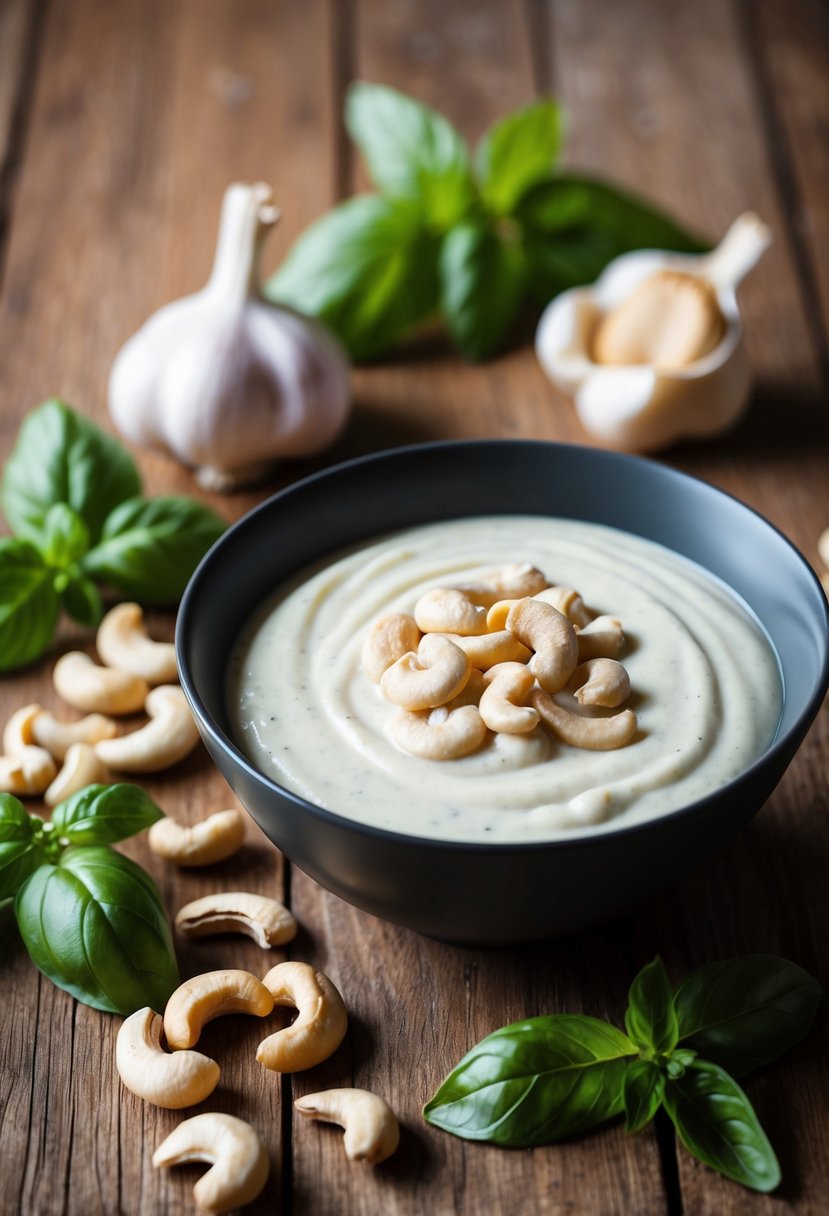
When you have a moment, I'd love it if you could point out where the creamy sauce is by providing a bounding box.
[229,517,781,843]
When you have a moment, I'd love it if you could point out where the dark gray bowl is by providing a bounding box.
[176,440,829,944]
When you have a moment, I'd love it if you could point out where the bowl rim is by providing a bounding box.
[177,437,829,854]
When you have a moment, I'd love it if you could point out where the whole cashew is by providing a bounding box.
[295,1088,400,1164]
[116,1006,220,1109]
[380,633,471,711]
[32,710,117,760]
[95,685,200,772]
[257,962,348,1073]
[445,668,486,710]
[164,970,275,1050]
[460,563,548,608]
[388,704,488,760]
[576,615,625,661]
[148,809,245,867]
[152,1113,269,1215]
[44,742,109,807]
[0,747,57,796]
[507,598,578,693]
[485,599,520,632]
[175,892,297,949]
[442,630,532,670]
[413,588,487,636]
[3,703,42,754]
[53,651,149,715]
[531,688,638,750]
[569,658,631,708]
[479,662,540,735]
[361,613,421,683]
[96,602,177,685]
[533,586,593,628]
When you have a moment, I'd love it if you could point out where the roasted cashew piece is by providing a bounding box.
[295,1089,400,1164]
[3,703,43,753]
[389,704,488,760]
[507,598,579,693]
[176,892,297,949]
[53,651,149,715]
[533,586,593,628]
[0,747,57,796]
[95,685,199,772]
[413,588,487,636]
[148,809,245,866]
[96,602,178,684]
[576,615,626,661]
[164,969,274,1050]
[44,742,109,807]
[460,563,548,608]
[361,613,421,683]
[116,1007,220,1109]
[531,688,638,750]
[569,658,631,708]
[380,633,471,711]
[32,710,117,760]
[257,961,348,1073]
[479,662,540,735]
[443,630,532,670]
[152,1113,269,1215]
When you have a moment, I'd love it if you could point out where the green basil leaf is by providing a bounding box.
[623,1059,665,1134]
[60,571,104,628]
[1,399,141,545]
[625,956,679,1055]
[439,222,526,360]
[0,794,32,841]
[82,496,225,604]
[269,195,440,362]
[52,784,164,845]
[14,846,178,1014]
[41,504,90,568]
[423,1015,637,1146]
[667,1048,697,1079]
[345,82,475,227]
[663,1060,780,1193]
[476,98,563,215]
[0,796,46,900]
[0,539,60,672]
[674,954,822,1077]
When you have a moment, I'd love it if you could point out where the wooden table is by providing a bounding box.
[1,1,828,1212]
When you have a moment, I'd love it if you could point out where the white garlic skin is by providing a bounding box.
[109,183,351,489]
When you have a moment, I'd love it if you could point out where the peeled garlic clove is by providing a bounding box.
[592,270,724,369]
[109,182,351,490]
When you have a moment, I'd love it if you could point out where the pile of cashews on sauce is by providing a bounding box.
[232,516,782,841]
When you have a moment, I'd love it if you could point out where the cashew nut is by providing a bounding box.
[96,601,177,684]
[533,586,593,628]
[569,658,631,708]
[413,588,487,636]
[485,599,520,631]
[95,685,199,772]
[116,1006,220,1109]
[380,633,471,711]
[531,688,638,750]
[507,598,579,693]
[445,668,486,710]
[442,630,532,670]
[44,742,109,807]
[176,892,297,949]
[31,710,117,760]
[460,563,548,608]
[2,703,43,754]
[257,961,348,1073]
[576,615,626,661]
[148,809,245,867]
[152,1113,269,1215]
[389,704,488,760]
[479,662,540,735]
[295,1089,400,1164]
[163,970,275,1050]
[0,747,57,796]
[361,613,421,683]
[53,651,149,715]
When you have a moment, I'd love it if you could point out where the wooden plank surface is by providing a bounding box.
[0,0,827,1213]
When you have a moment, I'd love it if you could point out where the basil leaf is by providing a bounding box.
[345,82,475,227]
[60,571,103,628]
[663,1061,780,1193]
[623,1060,665,1134]
[423,1015,636,1146]
[1,399,141,545]
[439,222,526,360]
[476,99,563,215]
[0,539,60,672]
[0,796,46,900]
[52,784,164,845]
[674,955,822,1077]
[625,956,679,1055]
[269,195,440,362]
[516,175,709,301]
[15,846,178,1015]
[82,495,225,603]
[41,504,90,569]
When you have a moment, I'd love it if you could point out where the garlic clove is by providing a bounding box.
[592,270,725,369]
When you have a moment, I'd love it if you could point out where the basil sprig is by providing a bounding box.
[0,399,226,672]
[424,954,821,1193]
[269,83,706,362]
[1,786,178,1014]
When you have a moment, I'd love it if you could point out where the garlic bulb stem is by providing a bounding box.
[701,213,771,293]
[207,182,279,304]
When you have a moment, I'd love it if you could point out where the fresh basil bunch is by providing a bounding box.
[424,955,821,1193]
[269,83,707,361]
[0,399,226,672]
[0,785,178,1014]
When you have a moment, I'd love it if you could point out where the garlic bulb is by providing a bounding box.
[109,183,351,490]
[535,213,771,453]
